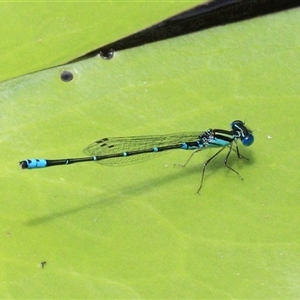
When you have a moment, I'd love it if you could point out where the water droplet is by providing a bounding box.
[60,70,73,82]
[99,48,114,60]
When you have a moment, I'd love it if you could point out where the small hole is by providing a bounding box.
[60,70,73,82]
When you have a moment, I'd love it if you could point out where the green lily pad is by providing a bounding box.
[1,5,300,299]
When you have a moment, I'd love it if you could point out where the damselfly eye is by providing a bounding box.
[241,134,254,146]
[231,120,244,130]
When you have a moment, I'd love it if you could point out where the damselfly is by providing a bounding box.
[20,120,254,193]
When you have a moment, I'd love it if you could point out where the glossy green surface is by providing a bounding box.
[1,5,300,299]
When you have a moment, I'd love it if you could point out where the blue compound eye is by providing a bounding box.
[241,134,254,146]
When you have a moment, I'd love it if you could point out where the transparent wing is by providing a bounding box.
[83,132,204,166]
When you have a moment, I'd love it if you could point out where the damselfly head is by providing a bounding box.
[231,120,254,147]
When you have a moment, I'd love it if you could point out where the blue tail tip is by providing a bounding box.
[19,159,47,169]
